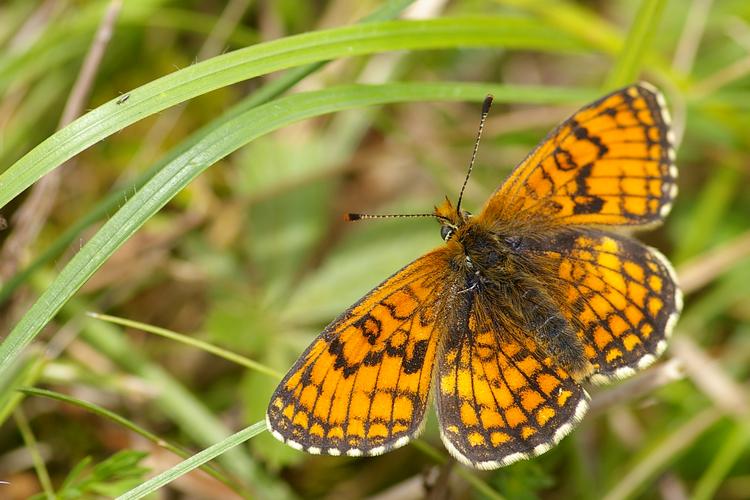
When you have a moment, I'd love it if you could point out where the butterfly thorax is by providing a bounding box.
[435,200,591,378]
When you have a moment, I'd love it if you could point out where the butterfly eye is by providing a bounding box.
[440,225,454,241]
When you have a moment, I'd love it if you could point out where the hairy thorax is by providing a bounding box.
[441,215,591,379]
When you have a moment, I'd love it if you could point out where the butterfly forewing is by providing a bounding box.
[267,248,453,456]
[481,84,677,227]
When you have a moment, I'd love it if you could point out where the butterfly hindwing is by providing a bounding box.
[436,299,589,469]
[483,83,677,227]
[529,229,683,383]
[267,249,452,456]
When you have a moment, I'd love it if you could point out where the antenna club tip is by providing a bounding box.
[482,95,494,113]
[345,213,362,221]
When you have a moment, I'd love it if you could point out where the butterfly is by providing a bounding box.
[266,83,682,469]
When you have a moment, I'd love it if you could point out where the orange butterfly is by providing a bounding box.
[266,83,682,469]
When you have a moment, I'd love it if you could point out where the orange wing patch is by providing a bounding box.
[531,229,683,383]
[482,83,677,227]
[267,249,451,456]
[436,303,589,469]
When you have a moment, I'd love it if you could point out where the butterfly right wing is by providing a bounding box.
[267,248,453,456]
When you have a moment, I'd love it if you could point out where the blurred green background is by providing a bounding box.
[0,0,749,498]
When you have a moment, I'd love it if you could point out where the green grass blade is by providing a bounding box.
[495,0,622,53]
[116,421,267,500]
[0,16,590,210]
[87,312,282,378]
[71,303,279,495]
[19,387,242,493]
[14,409,54,497]
[0,0,414,304]
[0,81,595,379]
[604,0,667,89]
[0,353,46,425]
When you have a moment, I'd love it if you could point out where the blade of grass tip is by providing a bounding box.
[604,0,667,90]
[0,16,589,211]
[87,312,282,379]
[0,0,415,305]
[117,421,267,500]
[0,82,593,380]
[18,387,243,495]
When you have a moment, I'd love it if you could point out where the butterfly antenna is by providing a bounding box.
[456,95,493,215]
[346,212,437,222]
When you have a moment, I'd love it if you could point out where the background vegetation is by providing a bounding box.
[0,0,749,498]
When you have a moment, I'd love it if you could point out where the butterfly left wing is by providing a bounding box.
[480,83,677,228]
[436,301,589,469]
[267,248,452,456]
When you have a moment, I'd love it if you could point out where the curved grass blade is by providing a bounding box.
[116,421,267,500]
[18,387,244,495]
[87,312,282,378]
[0,82,596,381]
[0,0,416,304]
[0,16,590,210]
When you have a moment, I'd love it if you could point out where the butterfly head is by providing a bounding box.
[434,196,472,241]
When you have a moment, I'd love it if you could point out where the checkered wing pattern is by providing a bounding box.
[529,229,683,383]
[482,83,677,227]
[436,301,589,469]
[267,249,452,456]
